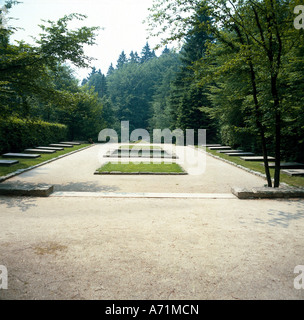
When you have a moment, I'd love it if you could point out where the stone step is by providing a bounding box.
[282,169,304,177]
[49,144,73,148]
[240,156,275,161]
[227,152,255,157]
[24,149,56,154]
[217,150,243,153]
[60,141,81,145]
[36,146,64,151]
[0,160,19,167]
[2,153,41,159]
[208,146,231,150]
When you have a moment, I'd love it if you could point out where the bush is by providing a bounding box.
[0,117,68,154]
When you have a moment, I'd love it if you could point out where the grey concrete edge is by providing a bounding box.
[94,171,188,175]
[0,144,94,184]
[192,146,292,188]
[231,186,304,199]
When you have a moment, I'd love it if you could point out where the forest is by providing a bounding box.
[0,0,304,188]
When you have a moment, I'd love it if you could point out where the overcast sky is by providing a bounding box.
[4,0,164,80]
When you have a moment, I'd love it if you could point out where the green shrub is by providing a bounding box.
[0,117,68,154]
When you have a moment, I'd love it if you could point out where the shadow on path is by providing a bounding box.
[0,196,37,213]
[254,200,304,228]
[53,181,120,192]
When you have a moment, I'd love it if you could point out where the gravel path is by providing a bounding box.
[0,144,267,193]
[1,144,304,300]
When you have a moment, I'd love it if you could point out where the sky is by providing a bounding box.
[3,0,164,80]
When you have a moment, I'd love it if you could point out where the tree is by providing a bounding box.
[116,51,128,69]
[146,0,304,188]
[0,2,100,119]
[129,50,140,63]
[107,63,115,76]
[140,42,156,63]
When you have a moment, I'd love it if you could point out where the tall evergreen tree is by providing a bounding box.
[107,63,114,76]
[140,42,156,63]
[116,51,128,69]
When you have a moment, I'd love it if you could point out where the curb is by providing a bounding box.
[94,171,188,175]
[231,186,304,199]
[0,184,54,197]
[0,144,94,183]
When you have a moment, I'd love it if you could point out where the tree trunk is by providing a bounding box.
[248,61,272,187]
[271,75,281,188]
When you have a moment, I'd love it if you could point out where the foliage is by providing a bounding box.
[0,116,67,154]
[146,0,304,187]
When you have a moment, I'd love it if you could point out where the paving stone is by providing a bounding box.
[281,169,304,177]
[0,160,19,167]
[24,149,56,154]
[36,146,64,151]
[265,162,304,169]
[240,156,275,161]
[202,144,222,147]
[227,152,255,157]
[49,144,73,148]
[208,146,231,150]
[60,141,81,145]
[217,149,243,153]
[2,153,41,159]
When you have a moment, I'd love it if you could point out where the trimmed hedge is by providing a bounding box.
[0,117,68,154]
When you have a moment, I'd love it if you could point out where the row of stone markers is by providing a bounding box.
[0,142,80,167]
[204,144,304,177]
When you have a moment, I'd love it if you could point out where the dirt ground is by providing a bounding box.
[1,145,304,300]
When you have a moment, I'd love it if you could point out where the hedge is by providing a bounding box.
[0,117,68,154]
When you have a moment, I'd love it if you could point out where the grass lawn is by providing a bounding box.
[0,144,91,177]
[97,161,185,173]
[203,147,304,188]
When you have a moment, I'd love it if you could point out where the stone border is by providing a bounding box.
[94,171,188,175]
[232,186,304,199]
[95,161,188,175]
[0,184,54,197]
[196,146,268,180]
[191,146,304,199]
[0,144,94,183]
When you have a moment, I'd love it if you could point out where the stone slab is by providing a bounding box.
[0,160,19,167]
[202,144,222,147]
[265,162,304,169]
[24,149,56,154]
[232,186,304,199]
[60,141,81,145]
[2,153,41,159]
[36,146,64,151]
[217,150,243,154]
[281,169,304,177]
[0,184,54,197]
[49,144,73,148]
[208,146,231,150]
[240,156,275,161]
[227,152,255,157]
